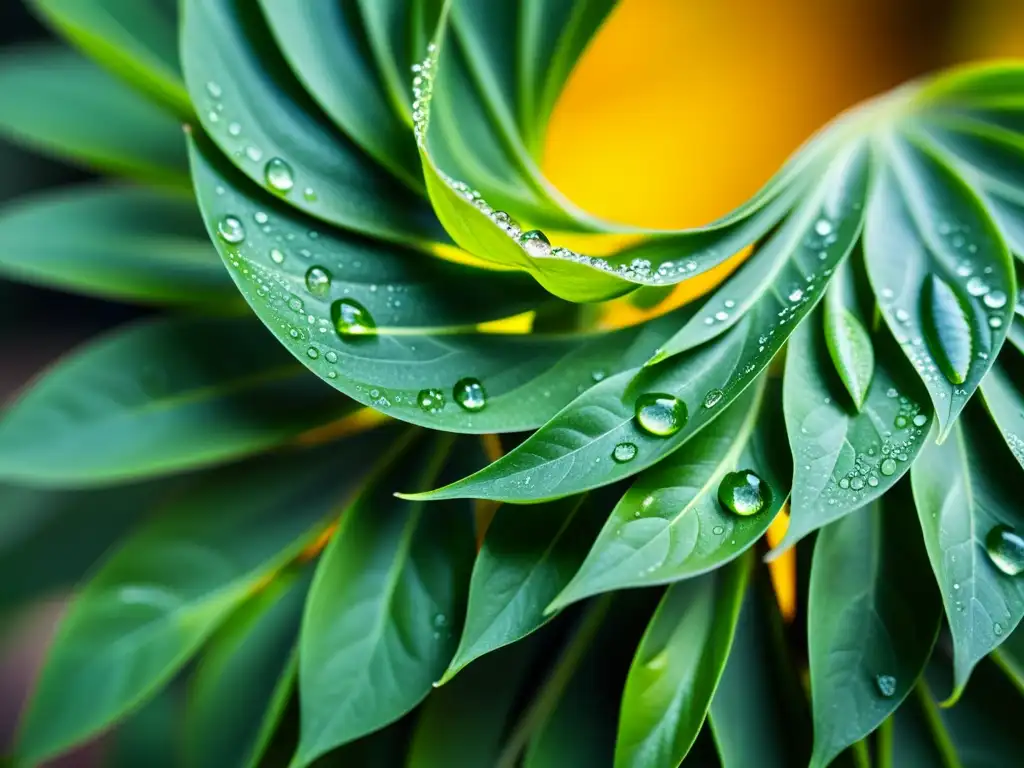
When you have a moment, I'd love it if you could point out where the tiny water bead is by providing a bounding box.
[331,298,375,336]
[269,248,285,264]
[703,389,724,409]
[519,230,552,258]
[634,393,687,437]
[304,266,332,298]
[264,157,295,193]
[453,378,487,412]
[217,215,245,244]
[306,347,320,360]
[417,388,446,414]
[875,674,897,698]
[612,442,638,463]
[985,524,1024,576]
[717,470,772,517]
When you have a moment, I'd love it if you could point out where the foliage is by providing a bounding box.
[1,0,1024,765]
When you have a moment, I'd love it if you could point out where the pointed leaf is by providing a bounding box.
[824,287,875,409]
[923,274,974,385]
[980,359,1024,473]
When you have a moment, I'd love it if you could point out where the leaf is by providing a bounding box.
[550,379,788,609]
[979,359,1024,473]
[807,497,942,768]
[107,682,182,768]
[15,435,393,765]
[709,573,812,768]
[294,436,476,765]
[776,309,933,553]
[614,555,750,768]
[884,694,950,768]
[0,184,230,305]
[0,46,188,185]
[185,570,310,768]
[0,316,357,487]
[911,414,1024,703]
[864,133,1015,440]
[439,494,606,684]
[180,0,443,246]
[824,276,875,409]
[29,0,190,114]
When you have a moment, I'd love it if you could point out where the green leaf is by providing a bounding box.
[0,184,231,305]
[107,682,182,768]
[824,275,875,409]
[0,316,357,487]
[775,309,933,553]
[807,497,941,768]
[864,133,1015,440]
[181,0,443,246]
[979,359,1024,473]
[911,414,1024,703]
[407,636,539,767]
[0,46,188,185]
[29,0,190,115]
[295,436,476,765]
[439,494,606,684]
[709,573,812,768]
[615,555,750,768]
[16,436,392,765]
[185,570,310,768]
[550,380,788,609]
[884,695,950,768]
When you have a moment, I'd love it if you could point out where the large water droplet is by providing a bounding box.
[717,470,772,516]
[984,290,1008,309]
[305,266,332,298]
[331,298,375,337]
[519,230,552,258]
[875,674,897,698]
[453,378,486,412]
[217,215,245,244]
[417,388,445,414]
[265,157,295,193]
[986,524,1024,576]
[634,393,687,437]
[879,458,897,476]
[612,442,638,463]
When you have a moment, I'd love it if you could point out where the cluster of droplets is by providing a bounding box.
[958,259,1008,329]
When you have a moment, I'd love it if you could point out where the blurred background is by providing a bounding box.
[2,0,1024,764]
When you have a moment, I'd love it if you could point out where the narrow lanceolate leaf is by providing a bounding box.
[185,571,310,768]
[295,437,476,766]
[181,0,442,246]
[439,495,606,684]
[980,360,1024,473]
[0,47,187,185]
[29,0,190,114]
[823,277,874,409]
[864,134,1015,440]
[807,498,941,768]
[775,311,933,553]
[0,316,357,487]
[16,436,393,765]
[911,416,1024,703]
[0,185,230,305]
[615,555,750,768]
[550,381,788,609]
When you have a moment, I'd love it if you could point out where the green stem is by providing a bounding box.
[915,682,963,768]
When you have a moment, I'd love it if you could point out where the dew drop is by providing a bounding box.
[712,525,725,535]
[206,81,223,99]
[453,378,486,412]
[703,389,724,409]
[984,290,1008,309]
[217,215,245,244]
[269,248,285,265]
[519,229,552,258]
[612,442,638,463]
[634,393,687,437]
[814,219,834,237]
[265,158,295,193]
[227,122,241,137]
[331,298,375,337]
[912,413,927,427]
[303,187,318,202]
[306,347,320,360]
[875,674,897,698]
[966,276,989,297]
[417,388,445,414]
[879,458,897,476]
[985,524,1024,576]
[304,266,332,298]
[717,470,772,516]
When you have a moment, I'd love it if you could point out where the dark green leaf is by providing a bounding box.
[107,682,182,768]
[615,555,749,768]
[0,316,357,487]
[979,360,1024,473]
[295,436,476,765]
[807,498,941,768]
[0,46,187,185]
[884,695,950,768]
[0,185,230,305]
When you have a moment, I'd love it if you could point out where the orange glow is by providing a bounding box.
[766,509,797,621]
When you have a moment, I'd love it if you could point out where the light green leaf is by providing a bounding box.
[181,0,442,246]
[776,309,933,553]
[911,415,1024,703]
[824,276,875,409]
[439,494,606,684]
[0,316,357,487]
[979,359,1024,473]
[15,437,390,765]
[807,497,941,768]
[29,0,190,114]
[615,555,750,768]
[185,570,310,768]
[0,46,188,185]
[295,436,476,765]
[923,274,974,385]
[550,380,787,609]
[0,184,230,305]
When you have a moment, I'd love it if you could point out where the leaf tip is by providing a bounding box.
[645,348,668,367]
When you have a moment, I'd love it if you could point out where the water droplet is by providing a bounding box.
[985,524,1024,576]
[966,276,989,297]
[984,290,1008,309]
[912,413,927,427]
[217,216,245,244]
[612,442,638,463]
[995,622,1004,636]
[245,145,263,162]
[304,266,332,298]
[990,316,1004,329]
[519,230,552,258]
[453,378,486,412]
[875,674,897,698]
[814,219,833,237]
[417,388,445,414]
[879,458,897,476]
[206,81,223,99]
[254,211,269,225]
[228,122,242,137]
[703,389,724,409]
[303,187,318,202]
[433,613,448,628]
[306,347,320,360]
[331,298,375,336]
[265,158,295,193]
[634,393,687,437]
[717,470,772,516]
[712,525,725,535]
[269,248,285,264]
